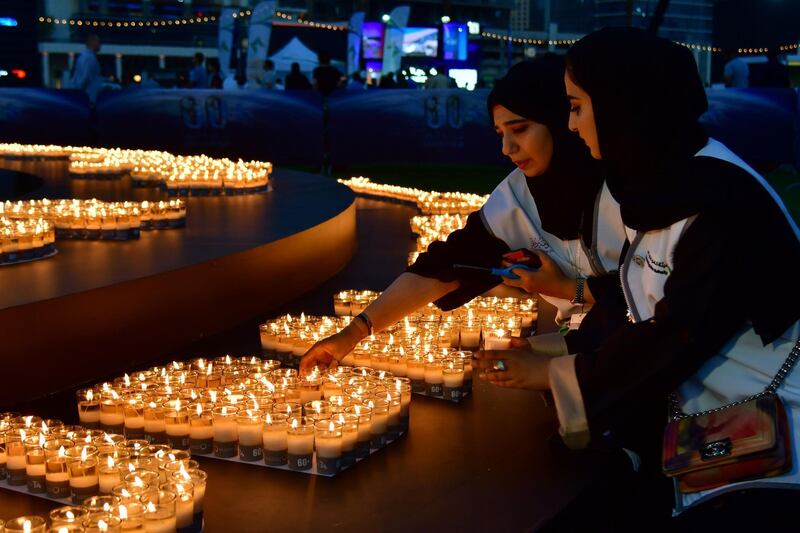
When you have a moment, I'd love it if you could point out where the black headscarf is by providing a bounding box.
[566,27,710,231]
[488,57,604,242]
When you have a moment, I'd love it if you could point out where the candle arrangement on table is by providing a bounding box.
[259,293,537,402]
[67,355,406,477]
[410,213,469,255]
[0,412,208,532]
[0,217,56,265]
[0,142,272,195]
[1,199,186,239]
[338,177,487,215]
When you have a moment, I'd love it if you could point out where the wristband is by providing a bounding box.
[571,277,586,305]
[355,312,374,336]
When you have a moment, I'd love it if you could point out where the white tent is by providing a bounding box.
[268,37,319,75]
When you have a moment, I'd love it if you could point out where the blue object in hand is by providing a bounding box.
[452,263,538,280]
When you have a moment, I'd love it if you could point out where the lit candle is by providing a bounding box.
[100,393,125,434]
[321,375,343,400]
[6,432,27,486]
[483,328,511,350]
[314,419,343,475]
[299,374,322,404]
[442,359,465,402]
[77,389,101,429]
[406,356,426,394]
[123,397,146,440]
[24,435,47,494]
[49,505,90,527]
[211,406,238,458]
[334,413,359,469]
[286,417,314,471]
[393,379,413,432]
[262,413,288,467]
[170,468,207,529]
[143,402,167,445]
[44,439,73,499]
[384,391,403,440]
[141,490,177,533]
[66,445,99,504]
[367,399,390,449]
[3,516,46,533]
[344,404,372,459]
[455,351,473,394]
[423,357,444,398]
[98,454,121,494]
[164,401,190,451]
[459,321,481,350]
[188,403,213,455]
[162,481,194,530]
[236,410,263,462]
[117,502,146,532]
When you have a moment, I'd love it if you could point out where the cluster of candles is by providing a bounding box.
[0,143,73,160]
[0,143,272,195]
[410,213,468,254]
[338,177,487,215]
[73,355,409,476]
[0,413,207,532]
[0,199,186,242]
[260,292,537,400]
[0,217,55,265]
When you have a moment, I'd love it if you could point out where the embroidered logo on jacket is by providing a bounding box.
[645,251,672,275]
[529,236,551,252]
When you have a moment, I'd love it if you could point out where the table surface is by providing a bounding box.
[0,161,353,310]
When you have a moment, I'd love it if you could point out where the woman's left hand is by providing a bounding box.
[500,253,572,299]
[472,349,551,390]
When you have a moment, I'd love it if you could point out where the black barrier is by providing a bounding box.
[0,87,797,169]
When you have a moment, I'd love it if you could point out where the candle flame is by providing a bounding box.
[291,418,298,429]
[196,403,203,416]
[66,511,75,519]
[124,374,131,387]
[104,433,114,444]
[107,455,115,468]
[221,406,228,415]
[209,390,218,404]
[38,433,46,447]
[127,462,136,473]
[146,501,157,513]
[58,446,66,457]
[80,447,88,462]
[19,428,26,440]
[23,519,31,533]
[133,475,145,487]
[328,420,335,432]
[176,398,182,411]
[119,504,128,520]
[99,519,109,531]
[149,401,157,409]
[24,415,33,427]
[225,354,232,365]
[87,390,94,402]
[41,421,49,433]
[121,488,131,497]
[266,413,272,424]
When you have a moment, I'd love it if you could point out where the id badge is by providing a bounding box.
[569,312,587,330]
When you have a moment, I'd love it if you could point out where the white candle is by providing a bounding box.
[7,454,26,470]
[165,423,190,437]
[263,427,287,451]
[189,424,213,440]
[26,462,46,477]
[371,410,389,435]
[212,418,237,442]
[46,471,69,483]
[287,431,314,455]
[100,412,125,427]
[442,369,464,389]
[175,492,194,529]
[144,418,166,434]
[99,469,120,494]
[237,422,262,447]
[70,474,99,488]
[125,416,145,430]
[144,514,176,533]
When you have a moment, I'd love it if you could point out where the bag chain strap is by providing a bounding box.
[669,339,800,422]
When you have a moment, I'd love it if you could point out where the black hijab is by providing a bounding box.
[488,57,603,242]
[566,27,710,231]
[567,28,800,344]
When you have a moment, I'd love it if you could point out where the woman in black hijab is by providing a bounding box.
[301,57,627,373]
[475,27,800,527]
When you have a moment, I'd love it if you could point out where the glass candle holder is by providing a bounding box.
[188,403,213,456]
[163,408,190,451]
[383,391,403,439]
[483,328,511,350]
[49,506,90,528]
[83,495,120,514]
[5,434,27,486]
[99,397,125,434]
[159,481,194,530]
[24,437,46,494]
[442,359,466,402]
[83,513,121,533]
[211,406,238,458]
[423,358,444,398]
[5,516,46,533]
[298,375,322,404]
[406,356,426,394]
[114,501,145,533]
[459,323,481,350]
[303,400,332,422]
[116,440,149,459]
[142,490,177,533]
[45,524,85,532]
[66,446,99,504]
[236,410,263,462]
[320,376,343,400]
[366,398,390,449]
[261,413,288,467]
[333,413,359,469]
[344,404,372,459]
[170,468,207,524]
[97,454,122,495]
[286,417,315,471]
[314,419,343,475]
[44,438,74,499]
[76,389,100,429]
[121,397,145,440]
[142,402,166,446]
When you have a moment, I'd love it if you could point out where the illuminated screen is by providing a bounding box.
[363,22,384,59]
[442,23,468,61]
[402,27,438,57]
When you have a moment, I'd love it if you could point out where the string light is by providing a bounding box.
[37,10,346,32]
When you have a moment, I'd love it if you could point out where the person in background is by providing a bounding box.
[260,59,277,89]
[207,58,223,89]
[379,72,397,88]
[285,62,311,90]
[313,52,343,96]
[347,71,366,90]
[188,52,208,88]
[69,34,103,103]
[723,49,749,88]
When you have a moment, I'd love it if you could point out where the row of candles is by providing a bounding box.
[0,200,186,242]
[337,177,488,215]
[0,218,55,264]
[0,143,272,195]
[0,414,207,532]
[410,213,468,254]
[71,356,412,474]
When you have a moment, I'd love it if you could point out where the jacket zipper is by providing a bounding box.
[620,231,644,323]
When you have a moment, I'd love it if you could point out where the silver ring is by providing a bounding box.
[492,360,506,372]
